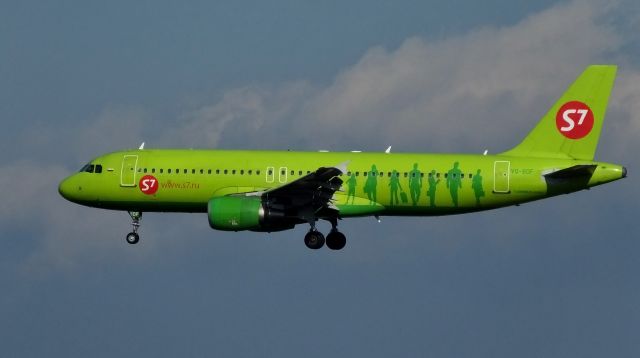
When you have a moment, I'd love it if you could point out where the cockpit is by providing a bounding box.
[79,164,103,173]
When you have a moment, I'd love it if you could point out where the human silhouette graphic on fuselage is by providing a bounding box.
[427,169,440,207]
[346,172,357,204]
[471,169,484,206]
[446,162,463,207]
[364,165,378,204]
[408,163,422,206]
[388,170,403,206]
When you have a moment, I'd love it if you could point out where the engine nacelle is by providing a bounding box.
[207,196,295,232]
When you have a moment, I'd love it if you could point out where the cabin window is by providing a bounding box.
[192,169,196,174]
[159,169,164,174]
[469,174,473,179]
[216,169,220,174]
[356,172,360,177]
[363,172,368,177]
[200,169,204,174]
[240,170,244,175]
[183,169,187,174]
[232,170,236,175]
[151,168,156,173]
[291,170,294,176]
[208,169,212,174]
[257,170,261,175]
[421,173,424,178]
[137,168,142,173]
[248,170,252,175]
[143,168,148,173]
[461,173,465,179]
[268,169,273,175]
[436,173,441,178]
[224,169,228,174]
[444,173,448,178]
[168,169,172,174]
[404,172,408,178]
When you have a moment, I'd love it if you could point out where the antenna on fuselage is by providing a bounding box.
[139,142,145,150]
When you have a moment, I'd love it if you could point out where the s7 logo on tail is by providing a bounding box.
[555,101,594,139]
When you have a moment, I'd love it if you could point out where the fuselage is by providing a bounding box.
[58,149,626,217]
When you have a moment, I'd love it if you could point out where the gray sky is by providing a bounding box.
[1,0,639,357]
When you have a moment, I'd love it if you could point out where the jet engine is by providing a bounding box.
[207,196,295,232]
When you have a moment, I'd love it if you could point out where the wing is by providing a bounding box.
[261,162,347,222]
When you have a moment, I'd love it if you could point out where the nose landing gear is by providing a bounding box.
[126,211,142,245]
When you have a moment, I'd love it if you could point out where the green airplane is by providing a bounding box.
[59,65,626,250]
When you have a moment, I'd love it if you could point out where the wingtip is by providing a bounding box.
[336,160,350,174]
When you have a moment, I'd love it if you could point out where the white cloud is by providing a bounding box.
[165,0,638,158]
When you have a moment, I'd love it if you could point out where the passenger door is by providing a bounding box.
[120,155,138,187]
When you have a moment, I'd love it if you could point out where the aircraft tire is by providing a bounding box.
[326,231,346,250]
[304,231,325,250]
[126,232,140,245]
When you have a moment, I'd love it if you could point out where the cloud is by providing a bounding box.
[165,0,638,158]
[162,82,315,149]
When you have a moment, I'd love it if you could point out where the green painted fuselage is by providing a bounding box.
[59,149,625,216]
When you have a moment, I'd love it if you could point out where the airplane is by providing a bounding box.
[59,65,626,250]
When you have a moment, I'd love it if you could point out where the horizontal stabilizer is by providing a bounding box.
[544,165,597,179]
[544,165,597,195]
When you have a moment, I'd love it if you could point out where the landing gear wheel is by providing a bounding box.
[326,231,346,250]
[304,230,325,250]
[126,232,140,245]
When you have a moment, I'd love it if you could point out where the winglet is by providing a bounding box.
[139,142,145,150]
[385,146,392,154]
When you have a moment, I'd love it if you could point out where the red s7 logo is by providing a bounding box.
[139,175,158,195]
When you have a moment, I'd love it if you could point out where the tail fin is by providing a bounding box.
[501,65,617,160]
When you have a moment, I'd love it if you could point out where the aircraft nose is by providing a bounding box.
[58,176,79,201]
[58,177,71,199]
[622,166,627,178]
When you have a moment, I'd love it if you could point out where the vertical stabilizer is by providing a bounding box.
[501,65,617,160]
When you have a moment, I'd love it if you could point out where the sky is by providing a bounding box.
[1,0,639,357]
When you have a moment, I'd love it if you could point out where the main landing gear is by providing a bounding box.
[126,211,142,245]
[304,218,347,250]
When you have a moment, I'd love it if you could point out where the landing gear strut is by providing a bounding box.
[126,211,142,244]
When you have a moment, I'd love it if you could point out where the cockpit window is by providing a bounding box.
[79,164,95,173]
[79,164,102,173]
